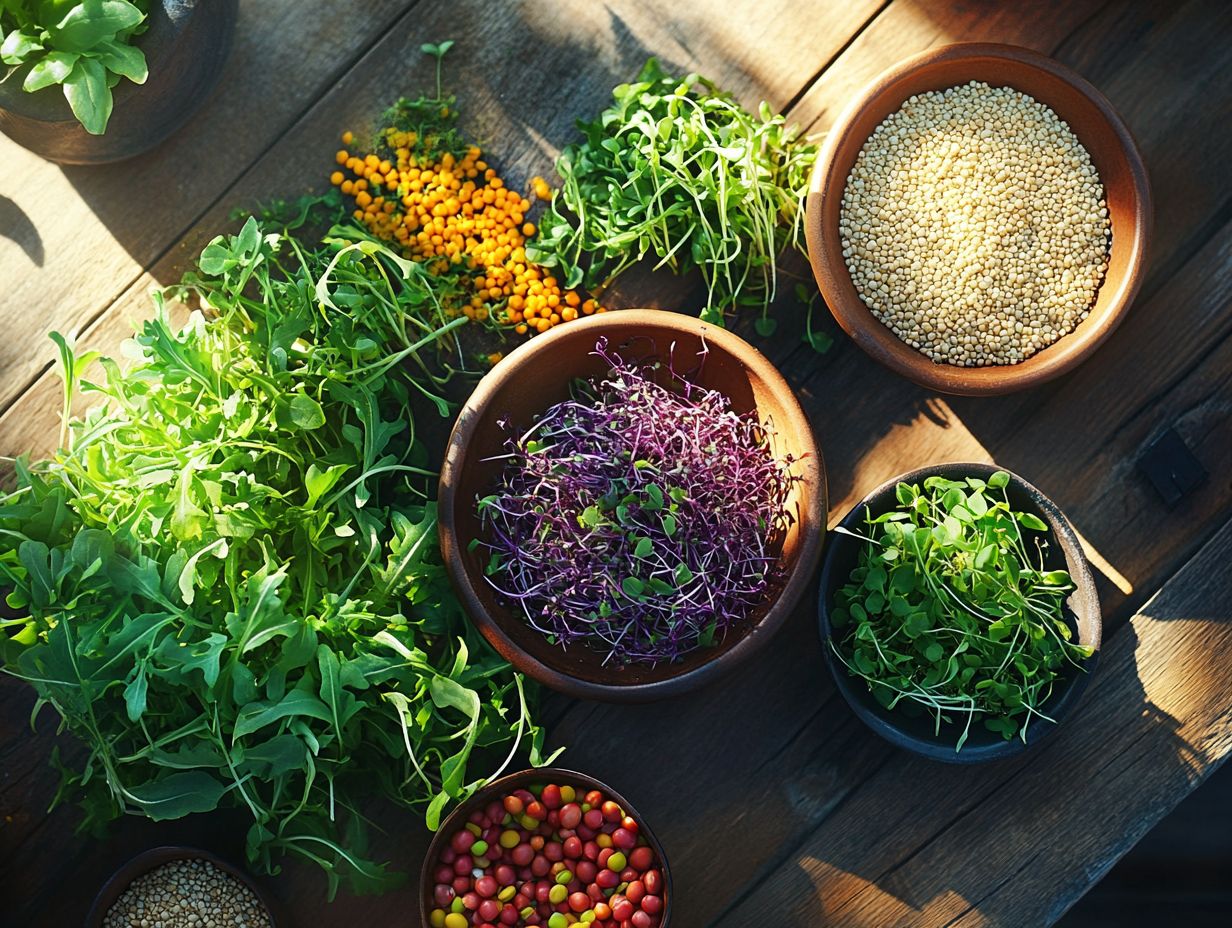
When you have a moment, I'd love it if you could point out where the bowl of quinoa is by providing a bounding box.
[805,43,1152,395]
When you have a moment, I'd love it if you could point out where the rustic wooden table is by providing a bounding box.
[2,1,1230,926]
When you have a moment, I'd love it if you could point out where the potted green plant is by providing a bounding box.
[0,0,238,163]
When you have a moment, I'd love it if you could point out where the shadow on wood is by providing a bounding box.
[0,196,43,267]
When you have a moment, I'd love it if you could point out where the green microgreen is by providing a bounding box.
[830,471,1093,751]
[0,208,556,897]
[525,58,818,326]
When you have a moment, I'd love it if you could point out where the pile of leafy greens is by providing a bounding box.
[0,207,552,896]
[526,58,818,330]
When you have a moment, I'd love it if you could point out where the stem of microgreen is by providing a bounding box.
[830,473,1091,749]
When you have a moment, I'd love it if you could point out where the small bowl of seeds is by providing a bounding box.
[86,847,280,928]
[805,42,1152,395]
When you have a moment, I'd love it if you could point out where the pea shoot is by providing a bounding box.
[830,471,1093,750]
[525,58,818,327]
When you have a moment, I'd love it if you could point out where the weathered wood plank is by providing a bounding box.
[546,3,1232,924]
[789,0,1111,135]
[2,2,1229,928]
[0,1,891,925]
[1055,761,1232,927]
[710,514,1232,927]
[0,0,885,463]
[0,0,418,412]
[758,0,1232,628]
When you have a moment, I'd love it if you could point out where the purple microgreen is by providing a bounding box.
[475,338,801,666]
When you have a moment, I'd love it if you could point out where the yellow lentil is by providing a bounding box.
[331,132,599,333]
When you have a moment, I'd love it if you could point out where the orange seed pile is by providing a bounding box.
[331,131,601,333]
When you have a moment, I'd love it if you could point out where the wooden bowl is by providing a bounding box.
[805,43,1152,395]
[818,463,1101,763]
[0,0,238,164]
[85,846,281,927]
[438,309,826,702]
[420,767,672,927]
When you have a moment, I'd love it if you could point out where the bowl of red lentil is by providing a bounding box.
[421,767,671,928]
[805,42,1152,395]
[86,847,281,928]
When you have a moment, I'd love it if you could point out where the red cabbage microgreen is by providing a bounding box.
[474,338,801,666]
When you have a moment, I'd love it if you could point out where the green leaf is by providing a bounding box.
[643,484,664,511]
[17,540,54,607]
[22,50,77,91]
[122,665,147,721]
[236,734,307,777]
[226,568,295,655]
[127,771,227,821]
[279,393,327,431]
[169,464,208,542]
[233,689,333,739]
[52,1,144,53]
[620,576,645,598]
[154,632,227,688]
[303,463,349,508]
[1018,512,1049,532]
[754,317,777,337]
[92,38,145,83]
[578,505,603,528]
[426,790,450,831]
[975,544,997,570]
[988,471,1010,489]
[967,492,988,517]
[633,536,653,558]
[1,29,43,64]
[62,56,113,134]
[429,674,480,721]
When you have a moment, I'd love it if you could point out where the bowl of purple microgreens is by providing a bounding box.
[439,309,826,701]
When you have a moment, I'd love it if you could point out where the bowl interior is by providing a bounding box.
[809,44,1150,394]
[85,847,279,928]
[818,463,1101,762]
[441,312,824,695]
[420,767,672,926]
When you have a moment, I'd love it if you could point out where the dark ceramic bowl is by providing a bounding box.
[85,846,281,927]
[0,0,238,164]
[805,43,1152,395]
[818,462,1101,763]
[420,767,671,927]
[438,309,826,702]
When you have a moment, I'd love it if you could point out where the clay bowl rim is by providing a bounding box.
[805,41,1153,396]
[419,766,673,927]
[438,308,826,703]
[84,845,282,928]
[817,461,1102,764]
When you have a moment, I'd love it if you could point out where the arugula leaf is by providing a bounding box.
[0,212,548,897]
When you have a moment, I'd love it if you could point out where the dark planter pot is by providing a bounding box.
[818,462,1102,764]
[0,0,238,164]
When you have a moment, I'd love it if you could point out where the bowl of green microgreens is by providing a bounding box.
[818,462,1100,761]
[439,309,826,702]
